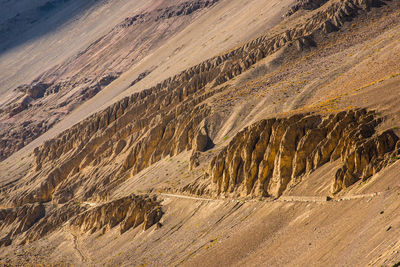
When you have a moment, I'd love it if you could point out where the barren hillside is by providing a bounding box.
[1,0,400,266]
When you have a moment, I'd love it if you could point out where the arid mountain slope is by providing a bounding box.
[1,0,400,266]
[0,0,220,161]
[0,0,294,163]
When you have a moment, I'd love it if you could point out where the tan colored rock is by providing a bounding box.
[209,109,399,198]
[70,194,162,234]
[0,203,45,247]
[193,122,211,152]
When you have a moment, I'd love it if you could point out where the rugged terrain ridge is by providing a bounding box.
[4,0,390,206]
[207,109,399,198]
[1,0,400,265]
[0,194,161,247]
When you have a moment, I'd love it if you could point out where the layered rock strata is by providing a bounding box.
[208,109,399,198]
[0,0,388,163]
[0,194,161,247]
[2,0,392,206]
[0,0,220,161]
[70,195,162,234]
[0,203,45,246]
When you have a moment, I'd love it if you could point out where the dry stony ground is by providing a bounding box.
[1,0,400,266]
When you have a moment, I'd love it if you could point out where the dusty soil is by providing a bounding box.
[1,0,400,266]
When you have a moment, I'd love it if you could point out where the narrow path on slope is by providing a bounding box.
[160,193,223,202]
[77,191,387,208]
[160,191,384,204]
[67,230,92,265]
[335,192,382,201]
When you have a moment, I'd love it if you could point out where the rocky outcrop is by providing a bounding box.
[25,82,51,99]
[285,0,329,17]
[331,130,400,193]
[120,0,220,28]
[21,202,85,244]
[0,0,389,163]
[130,71,152,87]
[0,203,45,246]
[0,0,221,162]
[70,195,162,234]
[12,85,216,204]
[0,72,120,162]
[208,109,399,198]
[6,0,391,205]
[192,120,213,152]
[8,95,33,117]
[0,119,56,162]
[0,194,161,246]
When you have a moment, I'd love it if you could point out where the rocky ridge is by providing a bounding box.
[0,0,389,163]
[0,203,45,246]
[0,0,398,259]
[0,194,161,247]
[2,0,393,206]
[0,0,220,162]
[70,195,162,234]
[120,0,219,28]
[285,0,329,17]
[207,109,399,198]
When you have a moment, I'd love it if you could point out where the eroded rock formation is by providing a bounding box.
[3,0,392,206]
[70,195,162,234]
[0,0,220,162]
[0,72,120,161]
[285,0,329,17]
[0,194,161,247]
[120,0,220,28]
[0,203,45,246]
[208,109,399,197]
[0,0,388,164]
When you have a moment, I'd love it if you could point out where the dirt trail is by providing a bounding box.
[68,230,92,265]
[70,192,385,210]
[160,193,222,202]
[160,192,384,204]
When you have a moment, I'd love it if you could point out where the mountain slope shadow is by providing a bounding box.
[0,0,104,56]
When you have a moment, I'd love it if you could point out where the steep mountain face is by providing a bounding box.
[0,194,162,247]
[0,0,221,161]
[208,110,399,198]
[1,0,400,266]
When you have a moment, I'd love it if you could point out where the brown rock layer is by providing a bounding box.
[0,194,161,247]
[0,203,45,246]
[208,109,399,198]
[285,0,329,17]
[70,195,162,234]
[0,0,387,163]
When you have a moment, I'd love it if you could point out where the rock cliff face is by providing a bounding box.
[70,195,162,234]
[2,0,393,206]
[17,92,215,205]
[0,203,45,246]
[208,109,399,198]
[0,0,220,162]
[0,0,388,163]
[285,0,329,17]
[0,194,161,247]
